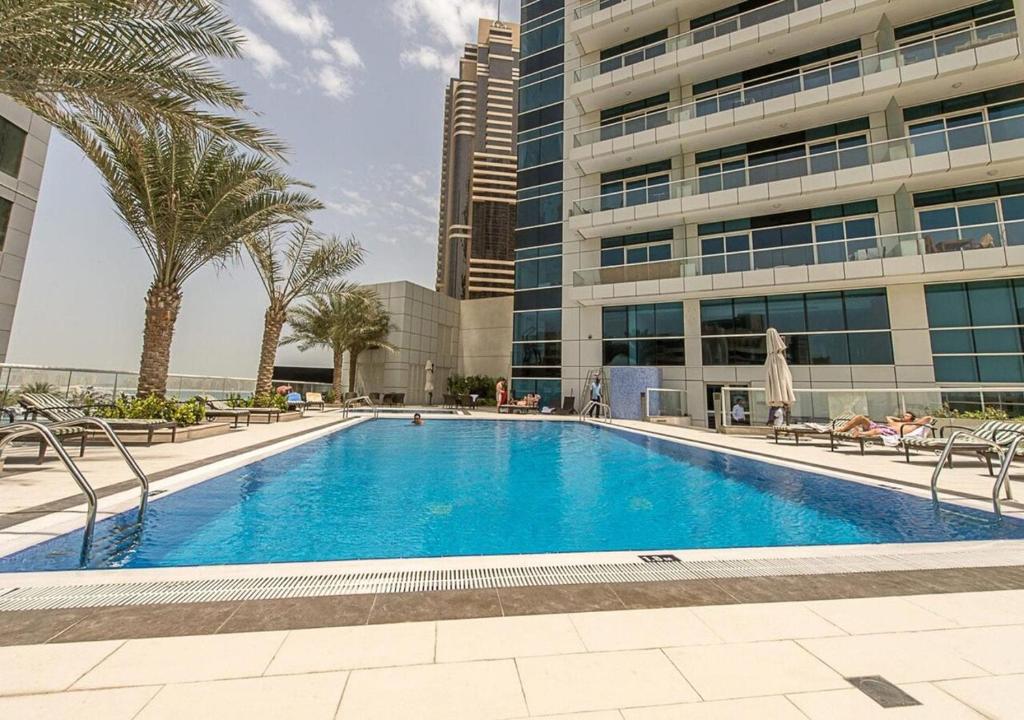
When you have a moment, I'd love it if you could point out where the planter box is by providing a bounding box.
[89,421,234,445]
[648,416,692,427]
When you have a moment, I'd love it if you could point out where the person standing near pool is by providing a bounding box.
[496,378,509,407]
[589,374,603,417]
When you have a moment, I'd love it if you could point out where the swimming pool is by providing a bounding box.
[4,419,1024,572]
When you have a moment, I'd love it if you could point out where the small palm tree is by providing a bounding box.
[284,290,394,401]
[81,116,321,396]
[246,225,364,396]
[0,0,281,154]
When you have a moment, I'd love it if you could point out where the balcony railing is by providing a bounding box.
[573,219,1024,287]
[575,0,830,82]
[571,114,1024,216]
[574,0,628,21]
[573,18,1019,147]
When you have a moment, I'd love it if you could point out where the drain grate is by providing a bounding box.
[1,546,1023,611]
[846,676,922,708]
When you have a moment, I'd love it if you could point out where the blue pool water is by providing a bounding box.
[4,420,1024,572]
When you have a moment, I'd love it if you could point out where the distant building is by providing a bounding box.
[435,19,520,300]
[0,96,49,361]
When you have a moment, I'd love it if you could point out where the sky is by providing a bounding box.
[8,0,520,377]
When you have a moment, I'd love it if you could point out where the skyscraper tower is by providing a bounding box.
[435,19,520,300]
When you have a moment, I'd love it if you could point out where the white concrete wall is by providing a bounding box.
[458,295,512,379]
[0,96,49,362]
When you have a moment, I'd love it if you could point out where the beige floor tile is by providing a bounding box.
[513,713,624,720]
[266,621,435,674]
[622,696,807,719]
[337,659,526,720]
[0,641,122,696]
[799,633,988,683]
[788,682,985,719]
[905,591,1024,628]
[569,608,721,652]
[136,672,347,720]
[939,674,1024,720]
[0,686,159,720]
[665,640,847,701]
[691,602,845,643]
[805,597,958,635]
[436,614,585,662]
[73,631,287,689]
[518,649,699,716]
[926,626,1024,675]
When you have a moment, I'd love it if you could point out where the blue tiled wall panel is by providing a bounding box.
[609,367,662,420]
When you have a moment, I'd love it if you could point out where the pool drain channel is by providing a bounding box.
[2,545,1024,611]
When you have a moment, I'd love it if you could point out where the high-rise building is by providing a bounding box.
[0,96,49,362]
[515,0,1024,421]
[436,19,521,300]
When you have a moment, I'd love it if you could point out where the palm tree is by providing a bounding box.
[81,116,321,396]
[246,225,364,396]
[284,291,394,401]
[0,0,281,154]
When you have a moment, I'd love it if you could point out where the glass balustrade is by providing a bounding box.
[573,18,1019,147]
[571,114,1024,216]
[572,218,1024,287]
[574,0,628,21]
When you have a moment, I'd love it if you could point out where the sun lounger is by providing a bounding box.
[20,393,177,445]
[204,396,280,424]
[304,392,325,412]
[903,420,1024,467]
[0,422,87,467]
[772,415,855,447]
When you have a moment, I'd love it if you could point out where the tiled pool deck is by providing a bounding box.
[2,413,1024,717]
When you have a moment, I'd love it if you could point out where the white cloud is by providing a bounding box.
[329,38,364,69]
[248,1,364,102]
[252,0,332,44]
[392,0,502,74]
[400,46,452,72]
[239,27,288,78]
[317,65,353,100]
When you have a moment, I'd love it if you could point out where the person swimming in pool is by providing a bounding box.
[411,413,423,426]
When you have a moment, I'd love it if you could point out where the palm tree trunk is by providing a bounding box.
[137,282,182,397]
[254,300,286,396]
[348,349,361,395]
[332,347,344,403]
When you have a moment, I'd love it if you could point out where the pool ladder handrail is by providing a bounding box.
[342,396,379,420]
[579,400,612,423]
[931,429,1020,517]
[0,421,99,567]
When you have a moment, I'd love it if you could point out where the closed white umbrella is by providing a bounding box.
[765,328,795,424]
[424,360,435,405]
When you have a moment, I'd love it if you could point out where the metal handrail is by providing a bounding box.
[51,417,149,518]
[931,429,1010,516]
[993,435,1023,513]
[342,396,378,419]
[0,421,98,566]
[579,400,613,422]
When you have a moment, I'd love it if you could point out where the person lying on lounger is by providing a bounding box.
[836,412,932,438]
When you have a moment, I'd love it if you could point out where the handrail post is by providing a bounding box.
[992,435,1021,517]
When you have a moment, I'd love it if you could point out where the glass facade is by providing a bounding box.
[0,117,26,178]
[915,178,1024,251]
[602,303,685,366]
[513,0,565,406]
[926,279,1024,383]
[701,290,893,365]
[600,229,673,267]
[0,197,10,251]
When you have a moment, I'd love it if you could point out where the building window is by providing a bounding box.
[599,160,671,211]
[514,309,561,342]
[602,303,685,366]
[926,279,1024,382]
[0,197,11,251]
[600,229,673,267]
[906,85,1024,156]
[0,117,27,178]
[510,378,561,407]
[515,245,561,289]
[895,1,1015,45]
[698,201,880,272]
[597,29,669,75]
[914,178,1024,251]
[700,290,893,365]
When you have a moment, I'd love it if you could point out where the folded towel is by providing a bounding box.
[883,424,929,447]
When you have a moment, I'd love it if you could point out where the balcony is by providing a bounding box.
[570,0,727,54]
[570,20,1021,174]
[572,219,1024,300]
[569,0,894,112]
[568,115,1024,238]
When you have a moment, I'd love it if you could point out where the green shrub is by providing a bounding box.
[446,374,499,401]
[930,405,1018,421]
[253,393,287,410]
[91,395,206,426]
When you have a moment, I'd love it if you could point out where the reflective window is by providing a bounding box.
[602,302,684,366]
[926,278,1024,383]
[0,117,26,178]
[0,197,10,251]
